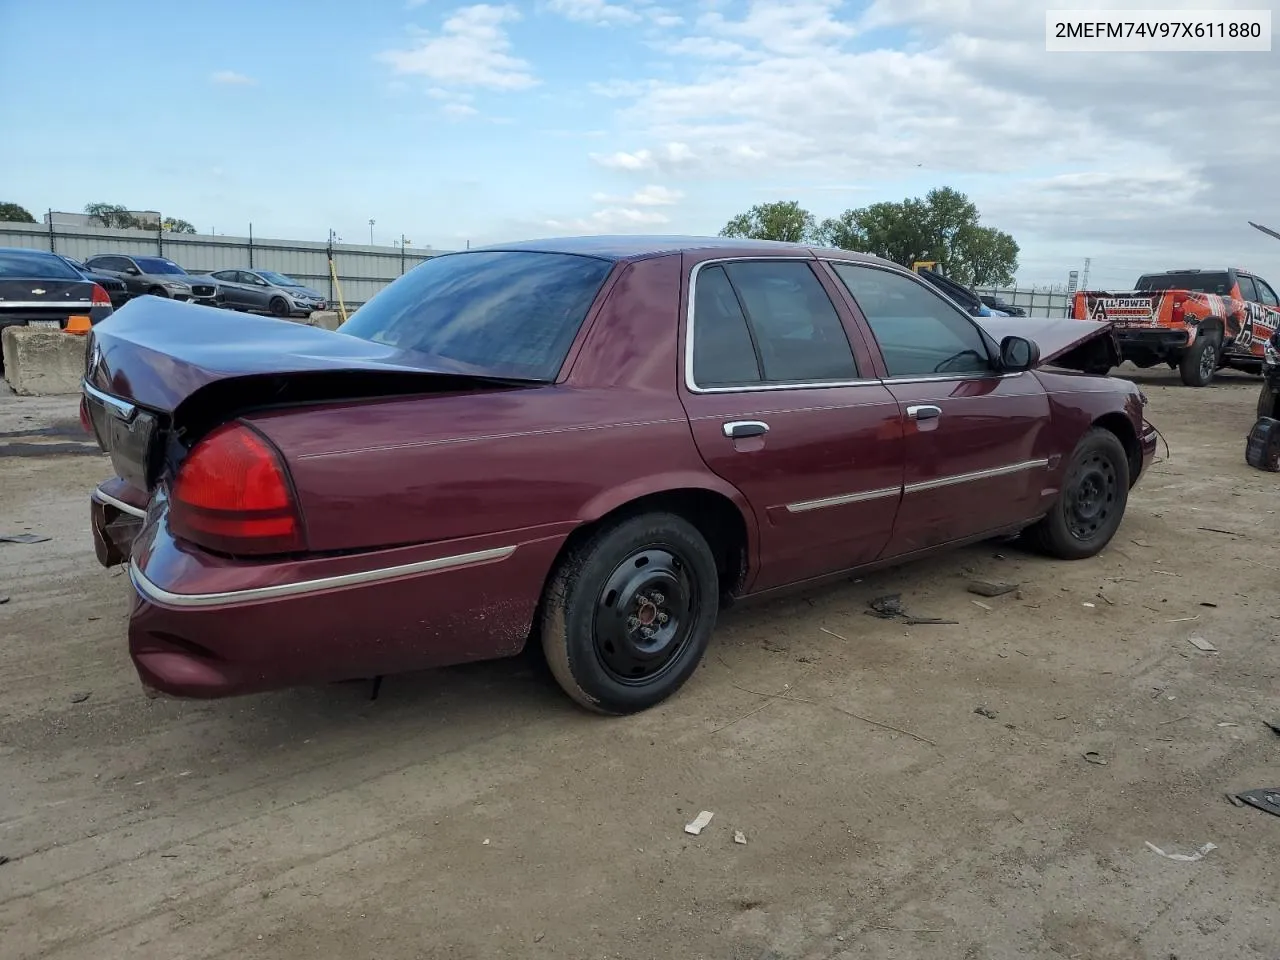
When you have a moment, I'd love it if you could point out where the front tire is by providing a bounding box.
[269,296,290,317]
[1179,333,1219,387]
[1024,427,1129,560]
[540,512,719,715]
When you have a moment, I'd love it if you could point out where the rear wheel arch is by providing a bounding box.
[566,487,752,600]
[1092,412,1141,487]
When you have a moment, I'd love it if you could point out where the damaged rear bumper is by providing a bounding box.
[90,478,147,567]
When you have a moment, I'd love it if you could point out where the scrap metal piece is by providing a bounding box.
[1236,789,1280,818]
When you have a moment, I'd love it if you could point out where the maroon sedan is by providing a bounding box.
[84,237,1156,714]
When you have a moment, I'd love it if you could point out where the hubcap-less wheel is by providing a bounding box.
[1065,452,1118,542]
[593,547,698,685]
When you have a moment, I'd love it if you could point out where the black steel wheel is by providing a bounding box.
[1023,427,1129,560]
[541,512,719,714]
[269,296,290,317]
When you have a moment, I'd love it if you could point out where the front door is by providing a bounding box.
[825,261,1052,557]
[678,257,905,592]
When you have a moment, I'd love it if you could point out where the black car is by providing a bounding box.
[980,295,1027,317]
[83,253,223,307]
[56,255,130,309]
[0,246,114,335]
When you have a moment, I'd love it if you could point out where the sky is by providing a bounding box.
[0,0,1277,288]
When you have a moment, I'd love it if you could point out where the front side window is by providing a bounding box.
[830,263,992,377]
[132,257,188,275]
[1255,278,1279,307]
[339,251,614,381]
[1237,275,1259,302]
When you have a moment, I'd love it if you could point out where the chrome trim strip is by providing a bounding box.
[786,486,901,513]
[82,380,137,421]
[904,458,1049,494]
[93,489,146,519]
[130,544,517,608]
[0,300,94,308]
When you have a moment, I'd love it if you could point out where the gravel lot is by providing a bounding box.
[1,368,1277,960]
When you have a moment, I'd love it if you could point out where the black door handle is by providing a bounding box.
[723,420,769,439]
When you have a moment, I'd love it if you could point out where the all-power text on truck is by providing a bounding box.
[1070,268,1280,386]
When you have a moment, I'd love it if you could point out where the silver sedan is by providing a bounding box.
[208,269,328,317]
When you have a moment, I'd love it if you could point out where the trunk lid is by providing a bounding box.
[83,297,528,491]
[974,314,1121,370]
[0,278,97,328]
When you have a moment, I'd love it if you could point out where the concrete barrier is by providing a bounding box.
[294,311,344,332]
[2,327,88,396]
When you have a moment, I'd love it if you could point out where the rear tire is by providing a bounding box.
[540,512,719,715]
[1259,380,1279,420]
[1179,333,1219,387]
[147,286,169,298]
[269,297,290,317]
[1024,427,1129,560]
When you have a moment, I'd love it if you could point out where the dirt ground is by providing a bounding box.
[1,367,1277,960]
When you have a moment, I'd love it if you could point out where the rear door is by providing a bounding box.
[211,271,249,309]
[678,256,905,592]
[825,261,1052,557]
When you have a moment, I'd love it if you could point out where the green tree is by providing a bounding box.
[0,202,36,223]
[814,187,1019,287]
[163,217,197,234]
[719,200,816,243]
[84,203,139,229]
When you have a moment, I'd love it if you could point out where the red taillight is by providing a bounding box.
[91,283,111,307]
[78,396,93,435]
[169,422,305,555]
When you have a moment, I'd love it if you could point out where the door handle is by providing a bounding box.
[723,420,769,439]
[906,404,941,421]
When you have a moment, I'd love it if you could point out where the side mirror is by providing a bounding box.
[1000,335,1039,372]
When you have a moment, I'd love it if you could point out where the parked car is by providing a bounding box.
[83,236,1154,714]
[56,255,130,309]
[980,295,1027,317]
[0,246,113,338]
[83,254,224,308]
[207,268,327,316]
[916,269,1006,316]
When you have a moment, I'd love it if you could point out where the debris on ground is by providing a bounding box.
[1236,789,1280,818]
[867,595,906,619]
[0,533,51,545]
[0,855,10,866]
[1197,527,1247,538]
[1144,841,1217,862]
[971,600,993,611]
[864,595,956,624]
[1082,751,1107,765]
[1187,635,1218,654]
[974,707,998,719]
[1264,720,1280,737]
[684,810,714,835]
[1082,602,1096,609]
[966,579,1019,598]
[819,627,848,642]
[69,692,90,704]
[1226,793,1246,807]
[733,830,747,845]
[534,933,545,943]
[0,596,8,604]
[1200,602,1218,608]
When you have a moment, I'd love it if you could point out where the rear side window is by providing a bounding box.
[339,251,614,381]
[689,260,858,387]
[1237,275,1260,302]
[831,263,991,378]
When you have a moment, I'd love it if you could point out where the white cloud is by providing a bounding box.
[547,0,642,26]
[443,102,479,117]
[546,206,672,233]
[210,70,255,85]
[582,0,1280,282]
[377,4,537,91]
[592,184,683,205]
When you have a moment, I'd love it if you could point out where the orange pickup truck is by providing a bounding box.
[1070,268,1280,386]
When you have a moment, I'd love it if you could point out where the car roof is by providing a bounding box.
[464,234,895,266]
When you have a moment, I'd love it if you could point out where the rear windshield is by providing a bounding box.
[1135,272,1231,294]
[339,251,614,381]
[0,250,82,280]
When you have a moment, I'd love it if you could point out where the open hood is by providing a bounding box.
[975,314,1120,372]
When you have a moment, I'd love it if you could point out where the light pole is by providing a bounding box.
[368,219,375,245]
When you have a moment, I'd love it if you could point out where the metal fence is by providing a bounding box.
[0,218,446,309]
[974,287,1072,318]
